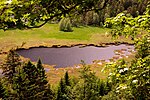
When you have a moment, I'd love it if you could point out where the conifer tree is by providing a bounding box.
[57,71,73,100]
[56,78,69,100]
[43,84,54,100]
[36,59,54,100]
[64,71,70,86]
[0,78,10,99]
[73,64,101,100]
[99,80,105,96]
[6,60,54,100]
[104,81,112,94]
[1,50,21,84]
[11,66,30,99]
[0,78,5,98]
[0,50,23,99]
[22,61,39,99]
[36,59,48,86]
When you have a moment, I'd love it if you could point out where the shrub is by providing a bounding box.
[84,11,100,26]
[92,12,100,26]
[59,18,73,32]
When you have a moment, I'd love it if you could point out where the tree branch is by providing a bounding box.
[26,3,81,29]
[23,0,109,29]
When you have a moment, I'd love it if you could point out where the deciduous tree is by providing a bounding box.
[0,0,109,30]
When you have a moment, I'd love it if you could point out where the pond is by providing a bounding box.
[16,44,134,68]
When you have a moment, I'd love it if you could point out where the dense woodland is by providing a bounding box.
[0,0,150,100]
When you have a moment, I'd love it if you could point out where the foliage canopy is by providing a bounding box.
[0,0,109,30]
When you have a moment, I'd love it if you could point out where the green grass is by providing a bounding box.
[0,24,109,40]
[0,23,133,53]
[0,24,107,51]
[41,25,109,40]
[0,23,134,84]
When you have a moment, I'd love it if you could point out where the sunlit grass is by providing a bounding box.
[0,23,133,53]
[0,23,134,85]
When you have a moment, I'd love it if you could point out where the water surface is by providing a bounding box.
[16,44,134,68]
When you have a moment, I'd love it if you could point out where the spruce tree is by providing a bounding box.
[11,66,30,100]
[56,80,63,100]
[99,80,105,96]
[43,84,54,100]
[56,78,68,100]
[36,59,54,100]
[0,78,5,98]
[22,61,39,99]
[73,64,101,99]
[104,80,112,95]
[1,50,21,84]
[0,50,22,99]
[8,60,54,100]
[36,59,48,86]
[64,71,70,86]
[1,51,54,99]
[57,71,72,100]
[0,78,10,99]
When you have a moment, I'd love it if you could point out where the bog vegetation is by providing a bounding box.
[0,0,149,100]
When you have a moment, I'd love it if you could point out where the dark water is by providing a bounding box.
[16,44,134,68]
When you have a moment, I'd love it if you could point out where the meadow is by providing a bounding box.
[0,23,133,52]
[0,23,134,84]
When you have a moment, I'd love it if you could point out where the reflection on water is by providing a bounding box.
[16,44,134,68]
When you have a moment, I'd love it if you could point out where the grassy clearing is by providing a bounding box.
[0,23,133,52]
[0,23,134,85]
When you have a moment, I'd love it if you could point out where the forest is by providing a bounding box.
[0,0,150,100]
